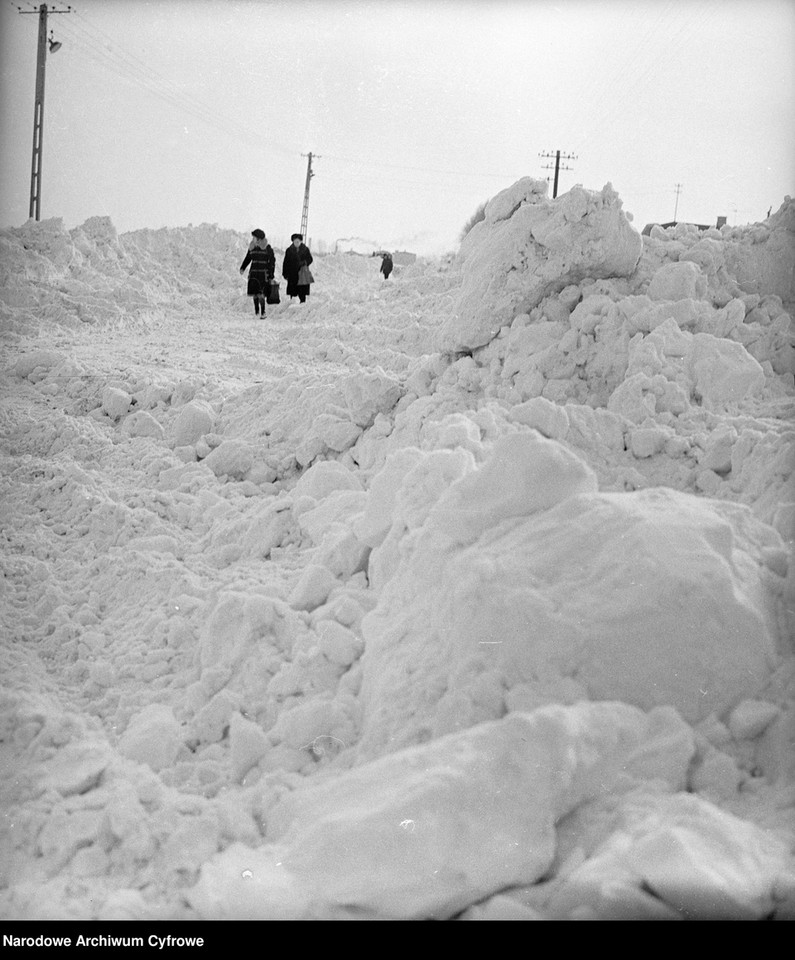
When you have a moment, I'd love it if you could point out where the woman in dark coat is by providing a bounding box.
[380,252,393,279]
[282,233,314,303]
[240,229,275,316]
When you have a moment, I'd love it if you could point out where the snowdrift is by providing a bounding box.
[1,180,794,921]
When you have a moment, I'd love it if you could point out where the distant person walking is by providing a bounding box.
[380,252,393,279]
[282,233,314,304]
[240,229,275,316]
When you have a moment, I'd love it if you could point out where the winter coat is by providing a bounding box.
[240,240,275,296]
[380,254,393,278]
[282,242,314,297]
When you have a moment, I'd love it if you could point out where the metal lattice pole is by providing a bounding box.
[300,152,319,238]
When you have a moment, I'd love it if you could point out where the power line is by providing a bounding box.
[45,5,302,158]
[322,151,523,184]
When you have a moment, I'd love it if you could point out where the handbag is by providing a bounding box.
[266,279,280,304]
[298,265,314,285]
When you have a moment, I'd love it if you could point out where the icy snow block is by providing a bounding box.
[101,386,131,421]
[12,350,64,380]
[168,399,213,448]
[722,197,795,303]
[203,439,254,479]
[341,370,404,427]
[509,396,570,440]
[117,704,182,772]
[229,712,269,782]
[288,564,338,612]
[688,333,765,408]
[647,260,707,301]
[198,591,283,673]
[254,702,691,919]
[357,443,783,756]
[354,447,425,548]
[296,489,367,544]
[546,792,788,920]
[425,430,598,546]
[440,180,642,352]
[292,459,363,500]
[120,409,165,440]
[312,413,362,452]
[626,796,789,919]
[37,741,113,797]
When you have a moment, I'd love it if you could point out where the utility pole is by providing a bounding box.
[673,183,683,222]
[300,152,319,239]
[539,150,576,199]
[20,3,72,221]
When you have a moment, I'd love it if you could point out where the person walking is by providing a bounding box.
[239,229,275,316]
[282,233,314,304]
[380,251,393,279]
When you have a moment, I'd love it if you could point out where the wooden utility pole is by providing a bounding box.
[300,152,319,238]
[673,183,683,222]
[539,150,577,198]
[20,3,72,221]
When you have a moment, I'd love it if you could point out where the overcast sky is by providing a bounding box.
[0,0,792,254]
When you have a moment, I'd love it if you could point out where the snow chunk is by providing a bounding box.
[12,350,64,380]
[168,400,214,447]
[727,699,781,741]
[292,459,363,500]
[342,370,404,427]
[689,333,765,408]
[288,564,338,612]
[509,396,570,440]
[236,703,690,919]
[229,712,269,782]
[120,410,165,440]
[547,792,789,920]
[627,797,788,919]
[354,447,425,548]
[101,386,131,421]
[427,431,598,546]
[358,479,782,758]
[203,439,254,479]
[442,180,642,351]
[647,260,707,301]
[198,592,281,673]
[117,704,183,772]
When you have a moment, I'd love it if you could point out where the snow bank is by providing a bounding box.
[1,181,793,921]
[355,432,785,761]
[440,179,643,351]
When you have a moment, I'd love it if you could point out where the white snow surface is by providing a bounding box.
[1,180,794,921]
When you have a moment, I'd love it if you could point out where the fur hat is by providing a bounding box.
[291,233,303,241]
[251,228,266,240]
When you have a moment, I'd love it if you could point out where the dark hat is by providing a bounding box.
[291,233,303,241]
[251,228,265,239]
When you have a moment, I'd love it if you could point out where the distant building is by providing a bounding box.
[335,237,379,255]
[642,215,727,236]
[392,250,417,266]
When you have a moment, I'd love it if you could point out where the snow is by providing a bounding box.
[1,180,794,921]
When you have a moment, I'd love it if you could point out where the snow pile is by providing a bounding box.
[354,432,784,763]
[1,180,794,921]
[441,179,643,351]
